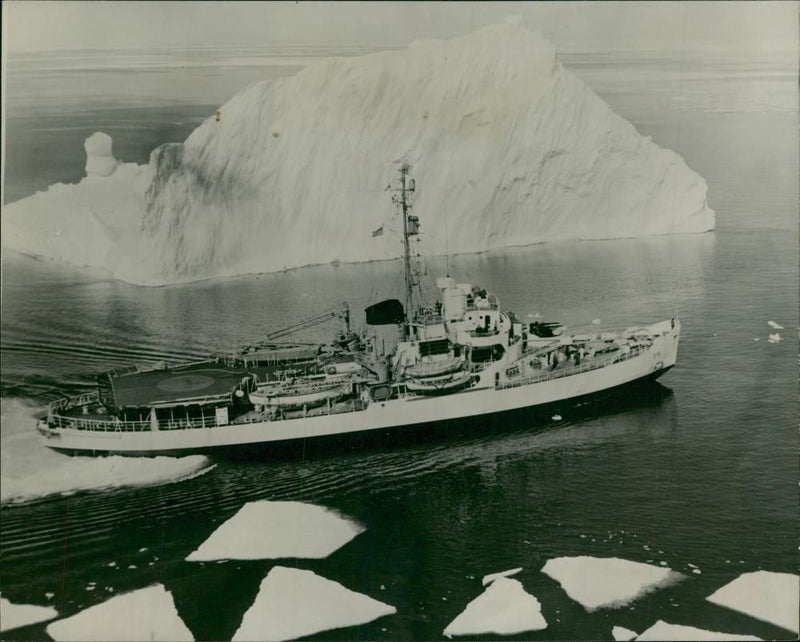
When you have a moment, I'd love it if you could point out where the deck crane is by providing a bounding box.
[229,303,357,367]
[263,302,352,342]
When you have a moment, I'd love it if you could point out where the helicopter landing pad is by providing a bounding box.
[111,362,251,408]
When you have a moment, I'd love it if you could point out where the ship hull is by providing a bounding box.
[37,324,679,457]
[41,368,672,459]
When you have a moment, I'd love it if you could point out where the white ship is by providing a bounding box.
[37,165,680,456]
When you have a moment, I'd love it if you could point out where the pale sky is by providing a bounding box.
[5,1,798,54]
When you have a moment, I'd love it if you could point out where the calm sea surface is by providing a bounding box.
[1,50,797,640]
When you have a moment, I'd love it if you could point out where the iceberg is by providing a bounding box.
[2,20,714,286]
[45,584,193,641]
[706,570,799,634]
[541,556,682,611]
[443,577,547,638]
[0,596,58,632]
[636,620,761,641]
[232,566,395,641]
[186,500,364,561]
[84,132,119,177]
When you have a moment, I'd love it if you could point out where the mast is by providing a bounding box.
[393,163,417,341]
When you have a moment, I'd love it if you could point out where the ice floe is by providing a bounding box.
[232,566,395,641]
[541,556,682,611]
[636,620,761,640]
[611,625,638,641]
[551,414,562,421]
[706,570,799,634]
[482,567,523,586]
[767,333,782,343]
[443,577,547,638]
[0,596,58,632]
[767,320,784,329]
[186,500,364,561]
[45,584,192,641]
[1,399,213,504]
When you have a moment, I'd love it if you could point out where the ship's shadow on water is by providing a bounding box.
[215,381,675,463]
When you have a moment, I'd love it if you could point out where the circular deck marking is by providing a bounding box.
[157,374,215,393]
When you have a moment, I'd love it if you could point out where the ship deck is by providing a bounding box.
[109,358,331,408]
[111,361,253,407]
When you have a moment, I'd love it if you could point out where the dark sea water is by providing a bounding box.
[1,50,797,640]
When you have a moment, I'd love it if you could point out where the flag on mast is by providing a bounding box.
[371,226,384,238]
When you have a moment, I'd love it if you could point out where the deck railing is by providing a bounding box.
[44,395,368,434]
[495,345,648,390]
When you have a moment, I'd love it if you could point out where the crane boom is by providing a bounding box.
[264,303,350,341]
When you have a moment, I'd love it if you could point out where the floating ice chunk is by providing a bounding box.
[612,625,638,641]
[47,584,191,641]
[636,620,761,640]
[541,556,682,611]
[706,570,799,634]
[592,318,602,325]
[767,321,784,329]
[45,593,55,600]
[443,577,547,638]
[551,414,562,421]
[692,569,702,575]
[767,333,782,343]
[186,501,364,561]
[482,567,523,586]
[232,567,394,641]
[1,597,58,632]
[84,132,118,177]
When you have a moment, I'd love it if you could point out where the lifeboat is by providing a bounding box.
[250,376,350,409]
[404,370,473,395]
[405,356,463,378]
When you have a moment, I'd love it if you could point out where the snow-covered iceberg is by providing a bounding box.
[186,500,364,561]
[45,584,193,641]
[541,556,682,611]
[232,566,395,641]
[2,19,714,286]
